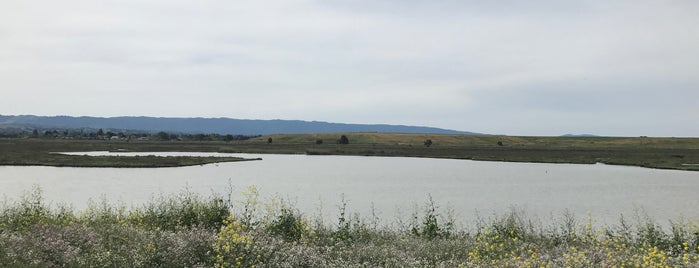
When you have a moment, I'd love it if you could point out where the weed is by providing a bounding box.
[1,187,699,267]
[267,207,309,242]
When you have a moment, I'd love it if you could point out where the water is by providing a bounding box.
[1,152,698,227]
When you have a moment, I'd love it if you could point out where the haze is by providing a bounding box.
[1,0,697,136]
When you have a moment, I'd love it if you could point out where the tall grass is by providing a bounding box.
[1,186,698,267]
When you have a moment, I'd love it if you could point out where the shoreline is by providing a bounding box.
[1,135,698,171]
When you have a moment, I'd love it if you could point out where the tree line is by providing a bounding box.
[0,128,259,142]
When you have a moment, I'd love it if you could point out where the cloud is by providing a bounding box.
[0,0,697,136]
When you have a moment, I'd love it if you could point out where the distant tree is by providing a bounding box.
[338,135,349,145]
[497,141,503,146]
[97,129,104,136]
[156,131,170,141]
[315,139,323,145]
[31,129,39,138]
[224,134,235,142]
[268,137,273,144]
[424,139,433,147]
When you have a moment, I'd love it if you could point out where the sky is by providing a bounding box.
[1,0,698,137]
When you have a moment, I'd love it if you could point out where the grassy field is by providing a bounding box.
[2,133,699,170]
[246,133,699,171]
[1,187,698,267]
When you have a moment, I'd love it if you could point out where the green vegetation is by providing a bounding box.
[242,133,699,171]
[2,133,699,170]
[0,127,259,142]
[1,187,699,267]
[0,139,255,167]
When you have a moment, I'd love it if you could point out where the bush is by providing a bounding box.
[136,192,229,230]
[410,196,453,239]
[267,208,309,242]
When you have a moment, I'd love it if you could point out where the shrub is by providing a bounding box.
[333,196,367,242]
[0,186,54,231]
[135,192,229,230]
[213,213,261,268]
[267,208,310,242]
[410,195,453,239]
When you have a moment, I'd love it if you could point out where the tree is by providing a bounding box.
[338,135,349,145]
[497,141,503,146]
[97,129,104,136]
[268,137,273,144]
[315,139,323,145]
[156,131,170,141]
[424,139,433,147]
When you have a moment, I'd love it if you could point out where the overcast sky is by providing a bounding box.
[1,0,697,136]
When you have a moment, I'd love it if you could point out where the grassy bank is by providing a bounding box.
[2,187,699,267]
[2,133,699,170]
[0,139,254,167]
[248,133,699,171]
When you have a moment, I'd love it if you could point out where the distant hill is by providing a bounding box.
[561,134,599,137]
[0,115,477,136]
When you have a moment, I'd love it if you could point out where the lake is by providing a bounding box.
[1,152,698,227]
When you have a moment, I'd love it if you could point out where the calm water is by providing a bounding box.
[1,152,698,227]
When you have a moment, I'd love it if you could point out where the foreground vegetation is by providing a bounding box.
[2,187,699,267]
[2,133,699,170]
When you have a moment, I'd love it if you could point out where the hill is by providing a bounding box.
[561,134,599,137]
[0,115,476,136]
